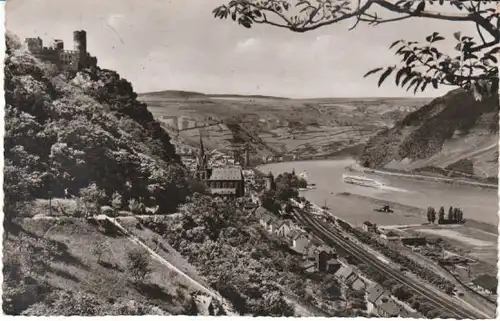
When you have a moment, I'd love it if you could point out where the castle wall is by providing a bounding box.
[25,30,96,72]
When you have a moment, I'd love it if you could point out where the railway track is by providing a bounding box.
[293,209,489,319]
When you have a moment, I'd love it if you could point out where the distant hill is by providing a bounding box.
[359,89,499,179]
[139,90,207,98]
[210,94,289,100]
[139,90,289,100]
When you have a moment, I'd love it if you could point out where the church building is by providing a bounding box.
[195,135,245,199]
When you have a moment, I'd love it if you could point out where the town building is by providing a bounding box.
[362,221,377,233]
[316,246,339,273]
[366,283,406,317]
[288,230,310,254]
[25,30,97,72]
[256,206,277,232]
[194,136,245,198]
[264,172,275,191]
[334,264,366,292]
[275,219,294,238]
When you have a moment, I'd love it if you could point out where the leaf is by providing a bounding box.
[421,79,429,92]
[434,36,445,42]
[407,78,420,92]
[390,40,401,49]
[426,32,439,43]
[432,79,438,89]
[395,68,408,86]
[413,79,423,94]
[453,32,462,41]
[378,67,394,87]
[401,73,414,87]
[363,67,383,78]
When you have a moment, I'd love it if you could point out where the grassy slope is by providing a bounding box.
[360,89,499,178]
[3,215,214,315]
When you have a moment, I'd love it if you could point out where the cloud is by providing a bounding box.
[106,13,125,28]
[235,37,260,52]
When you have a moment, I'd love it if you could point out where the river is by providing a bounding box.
[258,158,498,227]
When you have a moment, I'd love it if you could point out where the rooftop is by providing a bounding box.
[367,283,385,303]
[378,299,400,317]
[335,265,354,280]
[208,166,243,181]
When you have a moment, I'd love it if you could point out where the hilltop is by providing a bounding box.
[139,89,289,100]
[359,89,499,180]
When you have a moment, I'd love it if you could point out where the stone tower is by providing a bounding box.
[265,171,275,191]
[73,30,87,68]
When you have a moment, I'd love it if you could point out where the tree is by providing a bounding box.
[426,207,436,223]
[126,248,152,283]
[448,206,454,222]
[430,207,436,223]
[77,183,106,217]
[438,206,445,223]
[213,0,499,100]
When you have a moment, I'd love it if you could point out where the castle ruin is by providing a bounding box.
[25,30,97,71]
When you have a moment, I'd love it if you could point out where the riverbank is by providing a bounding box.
[347,164,498,190]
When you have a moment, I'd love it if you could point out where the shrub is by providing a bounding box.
[126,248,152,283]
[128,199,145,214]
[111,192,123,210]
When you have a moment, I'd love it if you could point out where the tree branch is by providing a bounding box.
[288,0,376,32]
[373,0,500,39]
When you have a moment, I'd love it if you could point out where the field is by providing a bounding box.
[140,91,429,158]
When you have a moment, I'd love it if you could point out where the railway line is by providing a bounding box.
[292,208,490,319]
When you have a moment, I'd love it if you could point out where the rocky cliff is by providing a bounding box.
[359,89,499,179]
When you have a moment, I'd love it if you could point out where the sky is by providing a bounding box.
[5,0,482,98]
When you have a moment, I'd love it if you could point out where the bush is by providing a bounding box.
[128,199,145,214]
[126,248,152,283]
[75,183,106,217]
[111,192,123,210]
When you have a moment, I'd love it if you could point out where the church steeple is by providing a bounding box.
[197,133,208,171]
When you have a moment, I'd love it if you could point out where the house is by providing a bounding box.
[377,298,401,318]
[362,221,377,233]
[256,206,278,232]
[366,284,406,317]
[316,246,339,273]
[288,230,310,254]
[473,274,497,295]
[275,219,294,238]
[324,258,342,274]
[335,265,355,284]
[366,283,385,313]
[351,277,366,292]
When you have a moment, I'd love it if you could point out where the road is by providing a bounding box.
[292,208,491,319]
